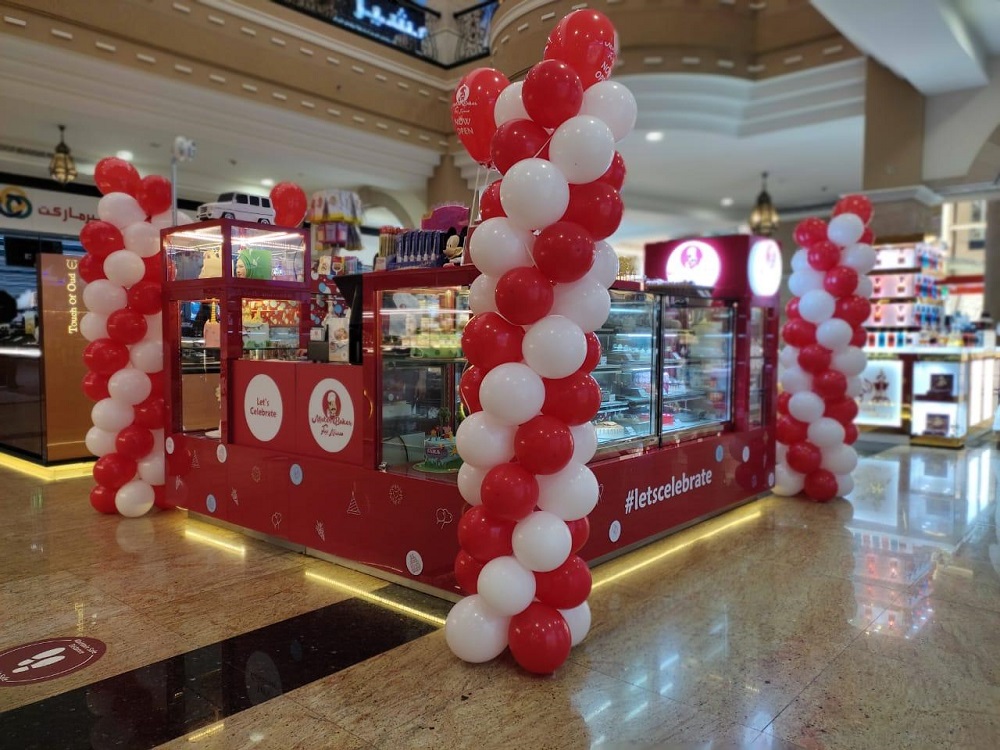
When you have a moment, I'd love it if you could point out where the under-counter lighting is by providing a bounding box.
[645,131,664,142]
[184,527,246,556]
[305,570,447,627]
[186,722,225,742]
[116,150,134,161]
[0,452,94,482]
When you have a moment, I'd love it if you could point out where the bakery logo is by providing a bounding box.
[624,468,714,514]
[308,378,355,453]
[748,238,782,296]
[455,83,470,106]
[665,240,721,287]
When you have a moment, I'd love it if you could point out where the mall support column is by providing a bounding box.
[983,200,1000,321]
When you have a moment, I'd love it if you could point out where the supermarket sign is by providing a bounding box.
[0,184,99,235]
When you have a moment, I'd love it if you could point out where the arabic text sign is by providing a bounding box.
[0,184,100,236]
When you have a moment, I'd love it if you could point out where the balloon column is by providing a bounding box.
[446,10,634,674]
[79,157,190,517]
[773,195,876,502]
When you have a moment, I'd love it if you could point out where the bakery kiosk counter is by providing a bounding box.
[164,229,780,595]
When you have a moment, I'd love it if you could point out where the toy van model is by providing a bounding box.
[197,192,276,223]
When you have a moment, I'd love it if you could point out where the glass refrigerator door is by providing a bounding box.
[661,299,734,438]
[748,307,767,428]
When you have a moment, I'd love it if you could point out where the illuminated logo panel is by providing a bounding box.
[665,241,721,287]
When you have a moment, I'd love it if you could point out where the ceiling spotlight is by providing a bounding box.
[49,125,77,185]
[116,150,134,161]
[261,178,275,187]
[645,131,664,142]
[720,197,734,207]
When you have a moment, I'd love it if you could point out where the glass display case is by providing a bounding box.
[748,307,768,428]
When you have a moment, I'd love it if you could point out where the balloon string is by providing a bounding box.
[533,135,553,159]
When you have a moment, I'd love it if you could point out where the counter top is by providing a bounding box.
[867,345,998,357]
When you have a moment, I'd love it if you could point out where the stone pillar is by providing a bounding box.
[427,154,474,209]
[984,200,1000,320]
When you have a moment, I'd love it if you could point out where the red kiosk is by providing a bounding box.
[163,223,780,595]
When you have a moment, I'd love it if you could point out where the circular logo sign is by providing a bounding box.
[0,637,106,685]
[244,374,283,442]
[665,240,721,287]
[609,520,622,543]
[748,238,782,296]
[308,378,355,453]
[405,550,424,575]
[0,187,32,220]
[455,84,470,105]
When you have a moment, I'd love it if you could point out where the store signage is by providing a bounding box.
[624,467,714,514]
[0,184,99,235]
[664,240,722,287]
[353,0,427,39]
[747,239,782,297]
[855,360,904,428]
[0,637,106,686]
[308,377,356,453]
[244,374,284,442]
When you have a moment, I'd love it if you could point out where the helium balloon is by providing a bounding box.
[532,222,595,284]
[106,308,148,345]
[500,158,570,231]
[512,510,573,572]
[114,425,154,461]
[508,602,572,674]
[80,221,125,259]
[806,241,841,272]
[454,550,484,595]
[457,461,488,506]
[786,441,822,474]
[459,365,485,414]
[514,415,574,475]
[559,601,592,646]
[98,192,146,229]
[833,194,873,224]
[479,181,505,221]
[457,505,515,562]
[453,67,510,166]
[479,362,546,426]
[534,555,591,610]
[580,80,636,141]
[461,312,525,372]
[270,182,308,227]
[493,80,528,127]
[108,368,152,406]
[794,217,827,247]
[94,158,140,196]
[549,115,615,184]
[522,315,587,379]
[477,556,536,616]
[804,469,839,502]
[561,181,623,240]
[481,462,539,522]
[494,266,554,326]
[90,485,119,514]
[542,371,602,425]
[521,59,584,130]
[455,411,516,469]
[136,175,172,217]
[80,313,110,344]
[93,452,137,490]
[468,217,533,278]
[83,338,130,376]
[535,462,599,520]
[445,595,510,663]
[824,266,859,297]
[83,280,128,316]
[123,221,161,259]
[827,213,865,247]
[596,151,627,190]
[543,8,617,88]
[490,118,551,175]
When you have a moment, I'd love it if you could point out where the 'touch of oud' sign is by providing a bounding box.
[0,637,106,685]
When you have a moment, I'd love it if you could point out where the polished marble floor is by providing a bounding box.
[1,441,998,749]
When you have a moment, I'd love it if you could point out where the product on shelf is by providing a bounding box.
[594,421,626,440]
[203,300,220,348]
[422,409,461,471]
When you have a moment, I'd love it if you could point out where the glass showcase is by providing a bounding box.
[164,223,307,283]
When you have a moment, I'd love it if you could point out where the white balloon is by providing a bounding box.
[129,339,163,373]
[476,556,536,616]
[115,480,155,518]
[123,222,161,258]
[455,411,516,468]
[85,426,118,457]
[816,319,853,351]
[822,444,858,475]
[469,274,498,315]
[512,510,572,572]
[144,312,163,341]
[468,218,533,278]
[790,249,810,272]
[522,315,587,378]
[788,268,825,297]
[788,391,825,423]
[83,279,127,315]
[137,454,165,485]
[150,209,194,229]
[779,365,812,394]
[151,428,165,455]
[798,289,836,324]
[80,312,109,342]
[776,442,788,464]
[586,241,618,288]
[836,473,855,497]
[832,346,866,377]
[808,418,846,448]
[773,464,805,496]
[841,243,876,274]
[570,422,597,464]
[92,398,134,432]
[581,80,637,141]
[559,601,592,646]
[494,81,528,126]
[778,346,800,369]
[551,279,610,332]
[103,250,146,288]
[500,158,570,231]
[457,462,487,506]
[549,116,615,185]
[855,276,874,298]
[108,368,152,406]
[536,462,599,520]
[98,192,146,229]
[846,375,863,398]
[445,595,510,663]
[827,213,865,247]
[480,363,545,426]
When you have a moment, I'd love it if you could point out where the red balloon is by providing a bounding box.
[490,118,551,175]
[94,157,140,196]
[566,516,590,553]
[147,370,165,399]
[797,343,832,375]
[844,423,859,445]
[93,452,137,491]
[452,67,510,166]
[836,296,871,327]
[534,555,592,609]
[480,463,539,522]
[786,441,822,474]
[807,241,842,272]
[561,181,623,240]
[152,483,171,510]
[270,182,308,227]
[543,9,617,88]
[825,396,859,426]
[137,175,172,217]
[459,365,485,414]
[532,221,596,283]
[454,550,484,595]
[133,396,165,430]
[782,318,817,348]
[833,194,873,225]
[793,217,827,247]
[804,469,838,502]
[461,312,524,372]
[514,415,574,475]
[776,415,808,445]
[115,425,154,461]
[814,370,848,400]
[521,60,584,129]
[457,505,515,563]
[596,152,626,190]
[80,221,125,259]
[508,603,572,674]
[479,181,505,221]
[824,266,859,298]
[542,372,602,425]
[777,391,792,415]
[860,226,876,245]
[127,281,162,316]
[850,325,868,348]
[581,332,602,373]
[83,338,130,376]
[495,266,554,326]
[78,252,108,283]
[785,297,801,320]
[90,485,118,514]
[82,371,111,402]
[142,253,164,282]
[106,308,148,345]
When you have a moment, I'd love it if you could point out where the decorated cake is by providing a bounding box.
[594,421,625,440]
[422,408,462,471]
